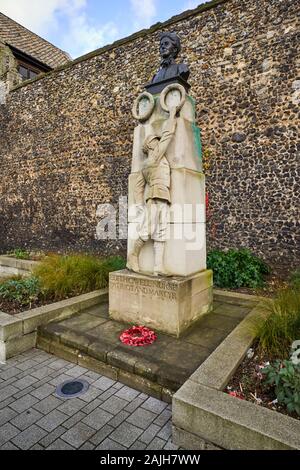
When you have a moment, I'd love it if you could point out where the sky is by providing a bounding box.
[0,0,206,59]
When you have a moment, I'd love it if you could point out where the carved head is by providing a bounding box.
[159,32,181,60]
[143,135,160,154]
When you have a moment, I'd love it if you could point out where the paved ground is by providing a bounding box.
[0,349,178,450]
[39,298,255,393]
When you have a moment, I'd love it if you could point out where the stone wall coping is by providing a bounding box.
[213,288,263,303]
[0,289,108,341]
[173,300,300,450]
[10,0,229,92]
[0,255,39,270]
[174,380,300,450]
[189,302,263,390]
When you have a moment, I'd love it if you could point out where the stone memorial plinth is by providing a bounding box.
[109,269,213,338]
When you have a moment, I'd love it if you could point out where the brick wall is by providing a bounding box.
[0,0,299,269]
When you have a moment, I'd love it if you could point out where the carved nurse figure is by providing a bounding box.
[127,106,178,276]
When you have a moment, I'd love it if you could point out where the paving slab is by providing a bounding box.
[0,385,19,402]
[89,424,114,446]
[61,422,96,448]
[96,437,127,450]
[130,440,147,450]
[46,438,75,450]
[10,394,39,413]
[59,313,108,332]
[147,436,166,450]
[31,383,56,400]
[80,441,96,450]
[11,424,47,450]
[100,395,128,415]
[37,409,69,432]
[93,376,116,391]
[139,423,161,444]
[39,426,66,448]
[115,385,140,402]
[142,397,168,415]
[63,411,86,429]
[82,408,113,430]
[109,421,143,448]
[10,408,43,431]
[109,410,131,428]
[33,395,62,414]
[0,407,18,426]
[0,422,20,446]
[127,407,157,430]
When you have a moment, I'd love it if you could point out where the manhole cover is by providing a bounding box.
[56,379,89,399]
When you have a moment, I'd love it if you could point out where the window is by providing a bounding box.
[18,63,39,81]
[10,46,52,81]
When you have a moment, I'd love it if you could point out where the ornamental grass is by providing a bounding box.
[251,285,300,359]
[33,254,125,300]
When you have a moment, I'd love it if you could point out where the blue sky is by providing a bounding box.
[0,0,206,59]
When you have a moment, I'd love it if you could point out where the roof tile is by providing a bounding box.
[0,12,70,68]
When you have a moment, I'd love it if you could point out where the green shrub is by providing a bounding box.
[262,359,300,416]
[9,248,31,260]
[251,287,300,359]
[33,254,126,300]
[290,269,300,290]
[0,277,40,306]
[207,248,270,289]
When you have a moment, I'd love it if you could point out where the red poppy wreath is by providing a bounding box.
[120,326,157,347]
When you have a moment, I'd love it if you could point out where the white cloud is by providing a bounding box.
[0,0,119,58]
[0,0,84,35]
[130,0,157,29]
[61,13,119,57]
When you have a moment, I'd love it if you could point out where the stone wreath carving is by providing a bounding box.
[160,83,186,113]
[132,91,155,122]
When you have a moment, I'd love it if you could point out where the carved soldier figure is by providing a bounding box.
[127,107,178,276]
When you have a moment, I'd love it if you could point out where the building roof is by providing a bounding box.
[0,12,71,69]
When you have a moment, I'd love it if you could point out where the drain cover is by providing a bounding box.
[56,379,89,399]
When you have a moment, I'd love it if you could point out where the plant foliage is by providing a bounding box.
[207,248,270,289]
[9,248,31,260]
[0,277,40,306]
[290,269,300,290]
[262,359,300,416]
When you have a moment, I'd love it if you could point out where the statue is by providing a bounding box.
[127,107,177,276]
[145,32,190,95]
[109,31,213,337]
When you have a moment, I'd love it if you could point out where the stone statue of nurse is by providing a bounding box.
[127,106,177,276]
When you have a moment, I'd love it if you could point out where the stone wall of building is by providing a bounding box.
[0,0,299,269]
[0,41,21,103]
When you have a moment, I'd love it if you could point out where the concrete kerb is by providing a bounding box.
[190,303,264,390]
[172,298,300,450]
[213,288,263,305]
[0,255,38,277]
[0,289,108,364]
